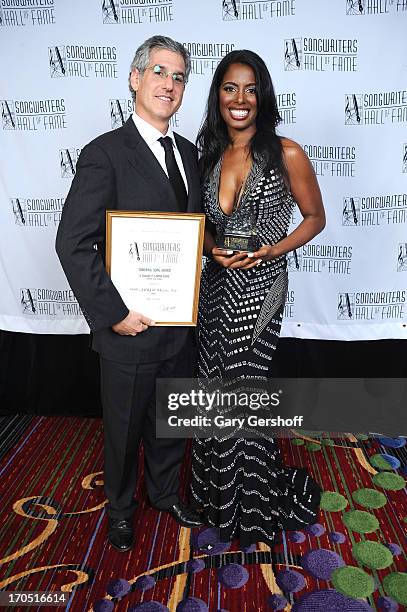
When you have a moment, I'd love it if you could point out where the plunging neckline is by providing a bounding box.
[215,154,254,218]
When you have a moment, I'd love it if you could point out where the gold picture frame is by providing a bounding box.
[106,211,205,326]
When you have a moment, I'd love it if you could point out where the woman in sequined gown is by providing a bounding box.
[190,50,326,547]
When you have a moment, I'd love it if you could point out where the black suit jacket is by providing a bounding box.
[56,117,201,363]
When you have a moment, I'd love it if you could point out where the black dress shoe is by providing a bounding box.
[107,518,134,552]
[164,502,203,528]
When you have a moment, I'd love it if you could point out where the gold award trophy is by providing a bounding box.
[216,197,260,252]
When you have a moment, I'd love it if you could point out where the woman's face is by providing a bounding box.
[218,62,257,132]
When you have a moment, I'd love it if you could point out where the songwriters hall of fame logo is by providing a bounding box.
[60,148,81,178]
[49,45,117,78]
[110,99,133,129]
[1,98,66,131]
[0,0,55,27]
[345,94,363,125]
[287,250,302,271]
[337,293,355,319]
[109,99,180,129]
[11,197,64,227]
[346,0,407,14]
[284,39,302,70]
[184,42,236,77]
[342,197,360,225]
[284,38,357,72]
[20,289,38,314]
[102,0,120,22]
[1,100,15,129]
[303,145,356,177]
[102,0,174,24]
[20,288,82,316]
[345,91,407,125]
[346,0,366,12]
[222,0,295,20]
[21,289,38,315]
[343,193,407,226]
[222,0,240,18]
[403,144,407,173]
[397,243,407,272]
[338,290,405,320]
[49,46,66,77]
[12,199,27,226]
[287,245,352,274]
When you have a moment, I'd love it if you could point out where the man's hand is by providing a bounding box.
[112,310,155,336]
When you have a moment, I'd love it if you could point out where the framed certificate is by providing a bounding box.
[106,211,205,326]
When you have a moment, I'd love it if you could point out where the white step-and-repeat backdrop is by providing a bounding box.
[1,0,406,339]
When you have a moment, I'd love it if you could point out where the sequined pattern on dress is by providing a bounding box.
[190,156,321,546]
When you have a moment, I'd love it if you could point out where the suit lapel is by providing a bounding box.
[122,118,178,210]
[174,133,200,213]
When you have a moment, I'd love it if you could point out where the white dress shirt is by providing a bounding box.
[132,112,188,193]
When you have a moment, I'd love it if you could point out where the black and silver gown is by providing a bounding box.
[190,155,321,547]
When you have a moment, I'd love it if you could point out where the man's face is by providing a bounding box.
[130,48,186,131]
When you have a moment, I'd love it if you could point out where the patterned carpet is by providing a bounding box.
[0,416,405,611]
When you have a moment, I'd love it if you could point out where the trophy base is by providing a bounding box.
[217,233,260,253]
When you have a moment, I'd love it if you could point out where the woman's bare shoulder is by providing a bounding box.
[281,138,313,176]
[280,137,305,160]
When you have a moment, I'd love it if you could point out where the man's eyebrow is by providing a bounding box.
[154,63,185,75]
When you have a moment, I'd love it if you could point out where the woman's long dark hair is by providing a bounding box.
[196,49,286,181]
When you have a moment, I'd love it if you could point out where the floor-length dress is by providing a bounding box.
[190,154,321,547]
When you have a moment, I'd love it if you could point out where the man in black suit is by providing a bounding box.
[56,35,202,551]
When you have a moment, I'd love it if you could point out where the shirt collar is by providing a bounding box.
[132,112,176,148]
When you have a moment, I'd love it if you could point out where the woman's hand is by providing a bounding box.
[211,246,274,269]
[248,244,277,263]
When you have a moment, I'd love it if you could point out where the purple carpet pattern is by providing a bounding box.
[0,416,405,611]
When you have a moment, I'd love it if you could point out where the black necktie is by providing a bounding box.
[158,136,188,212]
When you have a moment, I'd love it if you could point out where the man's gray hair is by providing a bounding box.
[129,35,191,101]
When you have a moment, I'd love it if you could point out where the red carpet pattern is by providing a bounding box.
[0,416,405,611]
